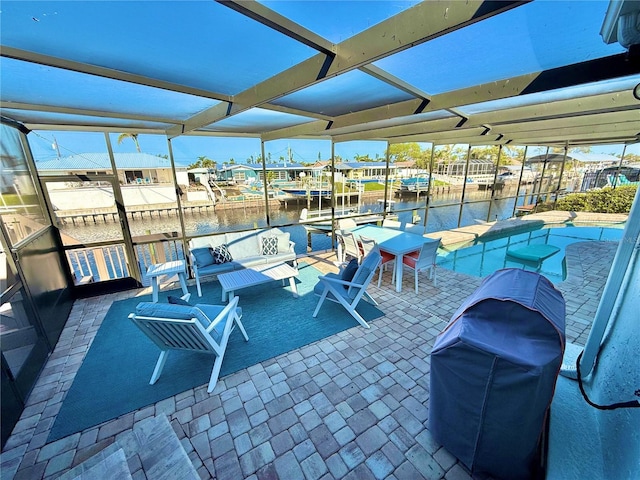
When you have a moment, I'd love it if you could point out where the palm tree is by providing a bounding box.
[190,156,216,169]
[117,133,141,152]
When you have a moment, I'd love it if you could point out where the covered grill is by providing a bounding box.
[429,268,565,479]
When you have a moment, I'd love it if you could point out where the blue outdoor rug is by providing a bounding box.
[48,263,384,442]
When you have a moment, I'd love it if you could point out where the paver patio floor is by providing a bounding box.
[1,223,619,479]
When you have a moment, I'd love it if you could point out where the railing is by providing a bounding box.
[65,238,186,286]
[66,244,129,284]
[134,238,185,273]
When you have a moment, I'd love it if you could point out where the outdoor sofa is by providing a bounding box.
[189,228,297,296]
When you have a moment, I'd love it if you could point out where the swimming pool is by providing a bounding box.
[438,224,624,284]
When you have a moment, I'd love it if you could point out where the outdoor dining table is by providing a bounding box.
[350,224,426,293]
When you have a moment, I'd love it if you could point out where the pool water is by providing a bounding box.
[438,224,624,284]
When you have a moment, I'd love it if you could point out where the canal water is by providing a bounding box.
[60,195,519,255]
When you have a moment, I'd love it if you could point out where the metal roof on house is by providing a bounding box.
[1,1,639,148]
[441,158,496,165]
[35,153,185,171]
[257,163,306,170]
[526,152,622,163]
[218,163,307,172]
[335,162,390,170]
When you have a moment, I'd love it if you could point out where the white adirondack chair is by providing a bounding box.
[313,251,382,328]
[129,296,248,393]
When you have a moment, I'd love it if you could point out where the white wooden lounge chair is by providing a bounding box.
[129,296,248,393]
[401,237,441,293]
[313,251,382,328]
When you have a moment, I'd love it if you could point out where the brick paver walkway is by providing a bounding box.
[1,236,619,479]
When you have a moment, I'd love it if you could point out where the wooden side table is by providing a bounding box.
[146,260,189,302]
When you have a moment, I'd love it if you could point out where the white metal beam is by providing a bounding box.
[262,56,639,141]
[168,0,526,137]
[0,46,232,103]
[0,101,181,125]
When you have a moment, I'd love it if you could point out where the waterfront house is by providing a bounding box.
[214,163,322,185]
[435,157,495,178]
[35,153,189,186]
[335,161,398,181]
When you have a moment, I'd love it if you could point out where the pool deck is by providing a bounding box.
[0,212,625,479]
[428,211,627,248]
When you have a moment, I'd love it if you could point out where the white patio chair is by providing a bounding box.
[337,218,358,230]
[359,235,394,285]
[356,235,396,287]
[358,235,377,257]
[336,230,363,263]
[129,296,248,393]
[401,238,441,293]
[376,249,397,287]
[382,218,402,230]
[313,251,382,328]
[403,223,426,235]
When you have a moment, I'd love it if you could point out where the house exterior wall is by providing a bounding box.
[593,243,640,478]
[48,186,178,209]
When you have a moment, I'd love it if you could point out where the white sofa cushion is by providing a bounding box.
[225,231,261,259]
[232,256,268,268]
[257,228,291,253]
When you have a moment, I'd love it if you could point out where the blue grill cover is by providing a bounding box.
[429,268,565,479]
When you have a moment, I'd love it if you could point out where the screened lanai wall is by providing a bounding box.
[5,122,636,288]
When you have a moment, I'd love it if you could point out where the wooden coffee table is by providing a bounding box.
[217,263,299,302]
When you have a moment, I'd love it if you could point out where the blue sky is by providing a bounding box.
[27,131,389,165]
[28,130,638,166]
[15,1,638,167]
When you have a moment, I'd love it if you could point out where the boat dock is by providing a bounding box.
[54,204,217,225]
[476,180,505,191]
[277,191,361,206]
[395,187,429,197]
[53,197,282,226]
